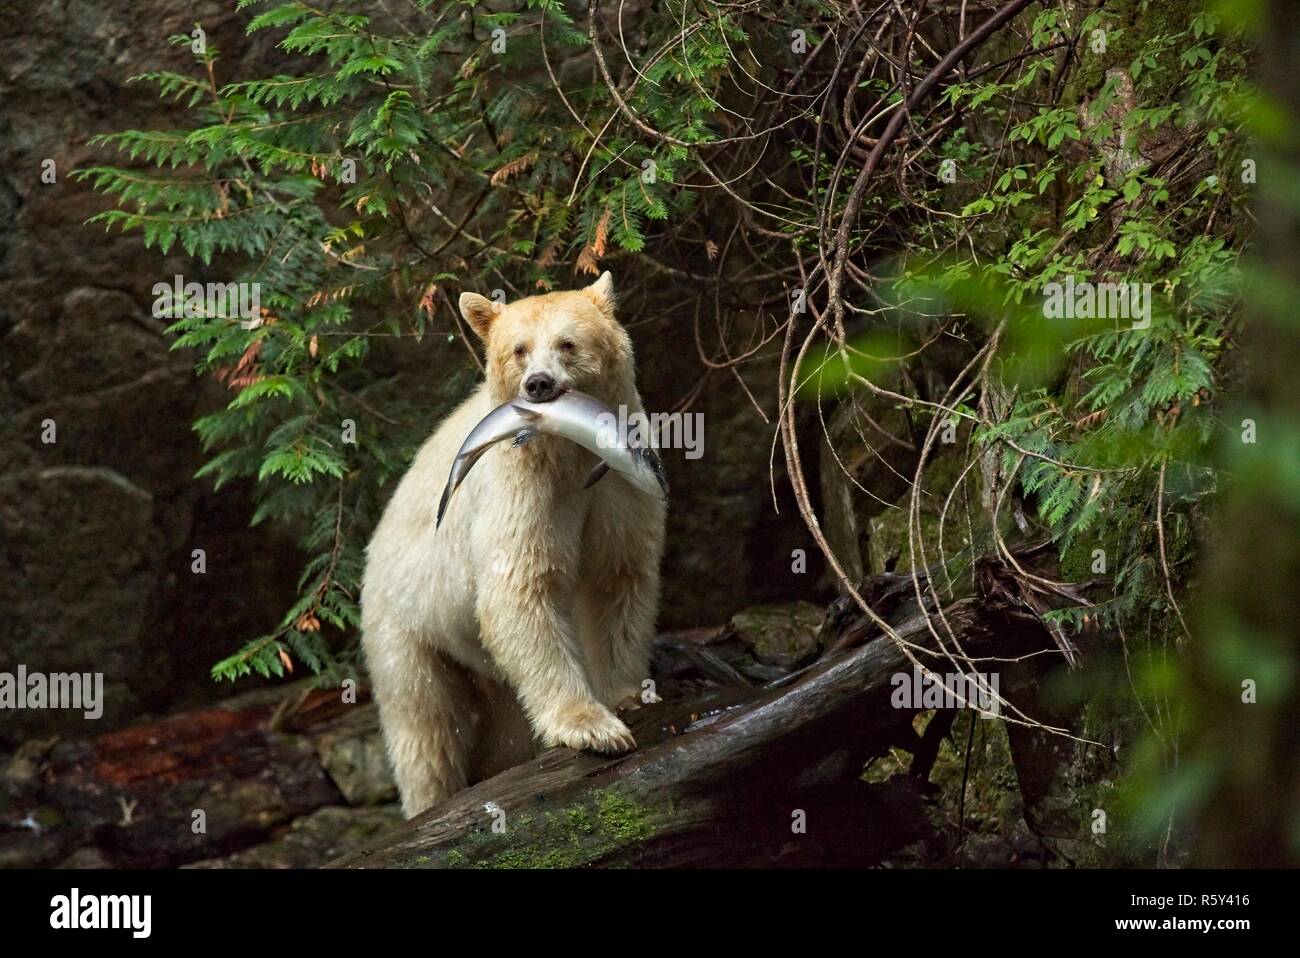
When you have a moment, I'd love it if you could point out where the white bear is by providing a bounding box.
[361,273,666,816]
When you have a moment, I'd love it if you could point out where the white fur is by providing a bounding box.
[361,277,666,817]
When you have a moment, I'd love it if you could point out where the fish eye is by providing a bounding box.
[558,339,575,353]
[513,344,527,359]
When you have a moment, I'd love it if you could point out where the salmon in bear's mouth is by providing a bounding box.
[436,389,668,528]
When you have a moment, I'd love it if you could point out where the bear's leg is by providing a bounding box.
[579,494,665,710]
[366,627,474,817]
[475,557,635,756]
[582,555,662,711]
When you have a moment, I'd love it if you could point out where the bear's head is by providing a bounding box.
[458,272,635,405]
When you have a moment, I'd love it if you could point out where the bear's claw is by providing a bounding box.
[545,701,636,755]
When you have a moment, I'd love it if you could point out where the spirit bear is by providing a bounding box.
[362,272,666,817]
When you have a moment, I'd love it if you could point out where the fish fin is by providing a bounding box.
[436,480,452,529]
[648,449,669,498]
[511,429,537,448]
[509,403,542,421]
[583,462,611,489]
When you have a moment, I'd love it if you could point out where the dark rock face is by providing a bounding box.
[0,466,162,733]
[629,304,828,627]
[0,2,302,745]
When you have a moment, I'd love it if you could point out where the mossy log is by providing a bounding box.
[327,576,1062,869]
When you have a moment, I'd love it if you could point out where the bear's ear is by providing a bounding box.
[459,291,500,341]
[582,270,616,318]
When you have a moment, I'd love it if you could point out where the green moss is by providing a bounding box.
[565,806,596,834]
[729,602,823,667]
[594,791,653,842]
[1061,0,1203,108]
[868,508,946,575]
[485,846,580,869]
[419,789,658,869]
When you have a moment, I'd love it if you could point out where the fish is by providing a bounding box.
[435,401,535,530]
[436,390,669,529]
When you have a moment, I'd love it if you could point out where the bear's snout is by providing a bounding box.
[524,372,562,402]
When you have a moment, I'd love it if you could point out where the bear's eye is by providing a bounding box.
[558,340,575,354]
[513,344,527,359]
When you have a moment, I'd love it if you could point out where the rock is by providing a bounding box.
[0,466,163,740]
[819,398,919,583]
[0,696,343,867]
[1,736,58,796]
[865,444,981,579]
[309,706,398,807]
[635,308,826,627]
[0,805,80,870]
[728,601,823,668]
[0,684,411,868]
[866,508,943,576]
[0,0,304,741]
[57,846,114,869]
[185,805,403,869]
[18,287,172,400]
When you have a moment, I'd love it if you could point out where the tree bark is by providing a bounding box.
[327,581,1060,869]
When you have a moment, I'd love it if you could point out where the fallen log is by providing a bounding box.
[328,585,1061,869]
[0,686,396,868]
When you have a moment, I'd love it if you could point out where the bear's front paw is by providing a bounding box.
[543,701,636,755]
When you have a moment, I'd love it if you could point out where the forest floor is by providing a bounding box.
[1,599,1077,869]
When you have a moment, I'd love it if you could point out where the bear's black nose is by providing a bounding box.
[524,372,559,401]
